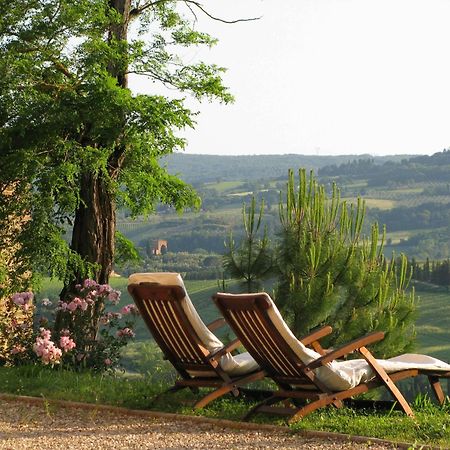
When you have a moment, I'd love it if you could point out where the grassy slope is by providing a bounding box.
[36,278,450,360]
[6,279,450,446]
[415,287,450,361]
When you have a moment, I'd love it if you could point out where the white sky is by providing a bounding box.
[130,0,450,156]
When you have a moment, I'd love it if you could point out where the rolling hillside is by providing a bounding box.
[118,150,450,261]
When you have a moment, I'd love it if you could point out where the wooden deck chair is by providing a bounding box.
[127,273,264,408]
[213,292,450,423]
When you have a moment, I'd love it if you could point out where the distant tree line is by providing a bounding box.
[117,252,222,280]
[410,258,450,287]
[319,150,450,187]
[368,202,450,232]
[405,227,450,260]
[163,154,400,184]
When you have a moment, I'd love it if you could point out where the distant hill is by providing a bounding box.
[119,150,450,260]
[319,149,450,187]
[162,153,411,184]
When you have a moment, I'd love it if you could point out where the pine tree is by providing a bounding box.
[223,197,272,293]
[275,169,415,357]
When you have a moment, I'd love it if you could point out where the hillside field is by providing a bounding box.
[36,278,450,365]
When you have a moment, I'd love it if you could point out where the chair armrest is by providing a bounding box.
[206,318,226,332]
[299,325,333,346]
[208,338,241,362]
[304,331,385,371]
[298,325,333,356]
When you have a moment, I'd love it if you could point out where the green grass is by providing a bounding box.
[341,197,397,210]
[6,280,450,445]
[34,277,450,362]
[415,287,450,362]
[2,365,450,446]
[204,181,245,193]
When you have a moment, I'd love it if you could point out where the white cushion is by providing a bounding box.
[128,273,259,376]
[217,292,450,391]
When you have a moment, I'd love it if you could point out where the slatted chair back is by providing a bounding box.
[129,282,213,376]
[214,292,312,385]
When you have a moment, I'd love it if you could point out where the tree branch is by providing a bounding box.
[183,1,261,24]
[130,0,261,24]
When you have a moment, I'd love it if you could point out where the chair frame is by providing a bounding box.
[213,292,450,422]
[128,282,264,408]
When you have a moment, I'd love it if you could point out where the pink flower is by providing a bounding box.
[120,304,139,315]
[39,328,51,340]
[116,327,135,339]
[59,336,76,352]
[107,289,121,305]
[104,358,112,366]
[58,301,69,311]
[33,329,62,365]
[41,298,52,307]
[83,279,98,289]
[11,345,26,355]
[67,301,78,312]
[63,297,89,312]
[11,292,33,310]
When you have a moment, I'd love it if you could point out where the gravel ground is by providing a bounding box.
[0,400,398,449]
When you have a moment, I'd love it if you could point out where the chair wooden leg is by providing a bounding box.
[428,376,446,405]
[288,395,338,423]
[194,370,266,409]
[194,384,238,409]
[359,347,415,418]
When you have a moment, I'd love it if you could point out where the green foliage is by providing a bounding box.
[276,169,416,356]
[0,0,234,287]
[223,197,273,292]
[120,251,222,280]
[114,231,142,269]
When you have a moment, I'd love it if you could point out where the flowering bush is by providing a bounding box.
[1,280,139,372]
[0,292,34,365]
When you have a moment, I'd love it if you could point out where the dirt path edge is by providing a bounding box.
[0,393,421,449]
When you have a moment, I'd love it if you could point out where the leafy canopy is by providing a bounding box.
[0,0,233,290]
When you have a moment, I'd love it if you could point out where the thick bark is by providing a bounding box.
[56,1,130,344]
[68,0,130,287]
[71,172,116,284]
[55,172,115,339]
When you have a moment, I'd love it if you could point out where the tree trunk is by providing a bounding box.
[54,172,115,341]
[67,0,130,287]
[71,172,116,284]
[55,1,130,335]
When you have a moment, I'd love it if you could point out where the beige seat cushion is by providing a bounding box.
[216,292,450,391]
[128,273,259,377]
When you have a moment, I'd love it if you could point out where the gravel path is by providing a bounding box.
[0,399,398,449]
